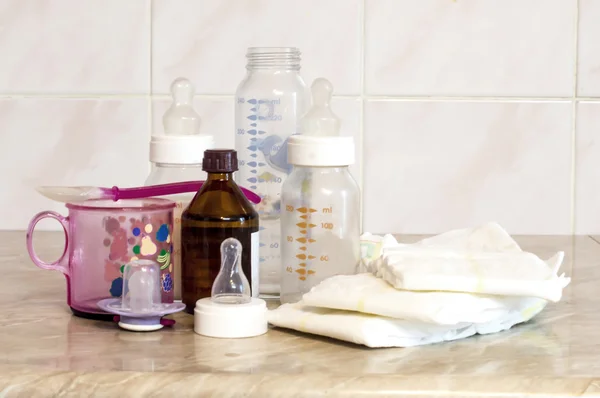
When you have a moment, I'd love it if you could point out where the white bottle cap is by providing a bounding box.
[287,78,354,167]
[194,238,268,338]
[149,77,214,164]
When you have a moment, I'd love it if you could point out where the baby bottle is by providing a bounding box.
[235,47,307,295]
[146,77,215,301]
[280,78,360,304]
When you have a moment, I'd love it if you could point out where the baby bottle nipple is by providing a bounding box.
[193,238,267,338]
[163,77,201,136]
[149,76,213,166]
[211,238,251,304]
[300,78,340,137]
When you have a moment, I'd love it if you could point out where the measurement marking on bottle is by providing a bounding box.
[245,99,260,191]
[238,93,290,292]
[295,237,316,243]
[296,222,317,229]
[286,204,333,280]
[296,207,318,214]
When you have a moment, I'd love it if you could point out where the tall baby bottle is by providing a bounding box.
[146,77,214,301]
[235,47,307,296]
[280,78,360,304]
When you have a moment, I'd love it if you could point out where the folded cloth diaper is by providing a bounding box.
[380,249,567,302]
[302,273,526,325]
[268,302,476,348]
[359,223,521,273]
[378,223,569,302]
[405,222,523,252]
[268,295,546,348]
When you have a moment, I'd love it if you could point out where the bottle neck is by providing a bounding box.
[205,172,234,181]
[246,47,301,71]
[246,69,301,75]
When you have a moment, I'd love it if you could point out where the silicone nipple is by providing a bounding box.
[300,78,340,137]
[163,77,201,136]
[211,238,251,304]
[122,260,161,313]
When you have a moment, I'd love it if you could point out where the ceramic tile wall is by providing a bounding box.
[2,0,597,235]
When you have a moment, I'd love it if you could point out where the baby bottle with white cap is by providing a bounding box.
[280,78,360,304]
[146,77,215,301]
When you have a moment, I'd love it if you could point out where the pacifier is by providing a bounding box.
[98,259,185,332]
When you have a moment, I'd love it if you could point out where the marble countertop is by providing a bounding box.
[2,231,600,397]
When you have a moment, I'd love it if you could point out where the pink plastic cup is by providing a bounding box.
[26,199,175,320]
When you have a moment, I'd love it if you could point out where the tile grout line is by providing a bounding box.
[148,0,154,137]
[153,94,235,99]
[359,0,366,233]
[4,94,600,101]
[146,0,154,177]
[364,96,581,101]
[571,0,580,236]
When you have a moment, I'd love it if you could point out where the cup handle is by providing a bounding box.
[26,211,69,275]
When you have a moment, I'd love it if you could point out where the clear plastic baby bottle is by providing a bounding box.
[235,47,308,295]
[280,78,360,304]
[146,77,215,301]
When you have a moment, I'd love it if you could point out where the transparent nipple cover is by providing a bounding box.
[211,238,251,304]
[163,77,201,136]
[122,260,161,313]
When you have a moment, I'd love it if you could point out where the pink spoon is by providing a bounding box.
[36,181,261,204]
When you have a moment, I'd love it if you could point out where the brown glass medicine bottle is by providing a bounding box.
[181,149,259,314]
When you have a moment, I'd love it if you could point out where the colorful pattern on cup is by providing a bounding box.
[102,216,172,297]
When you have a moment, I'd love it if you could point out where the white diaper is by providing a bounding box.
[268,223,568,348]
[303,273,533,325]
[268,296,546,348]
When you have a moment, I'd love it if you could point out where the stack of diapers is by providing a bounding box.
[267,222,571,348]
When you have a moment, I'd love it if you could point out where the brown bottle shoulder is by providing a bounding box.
[184,180,258,221]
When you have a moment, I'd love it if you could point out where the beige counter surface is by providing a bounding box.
[1,231,600,397]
